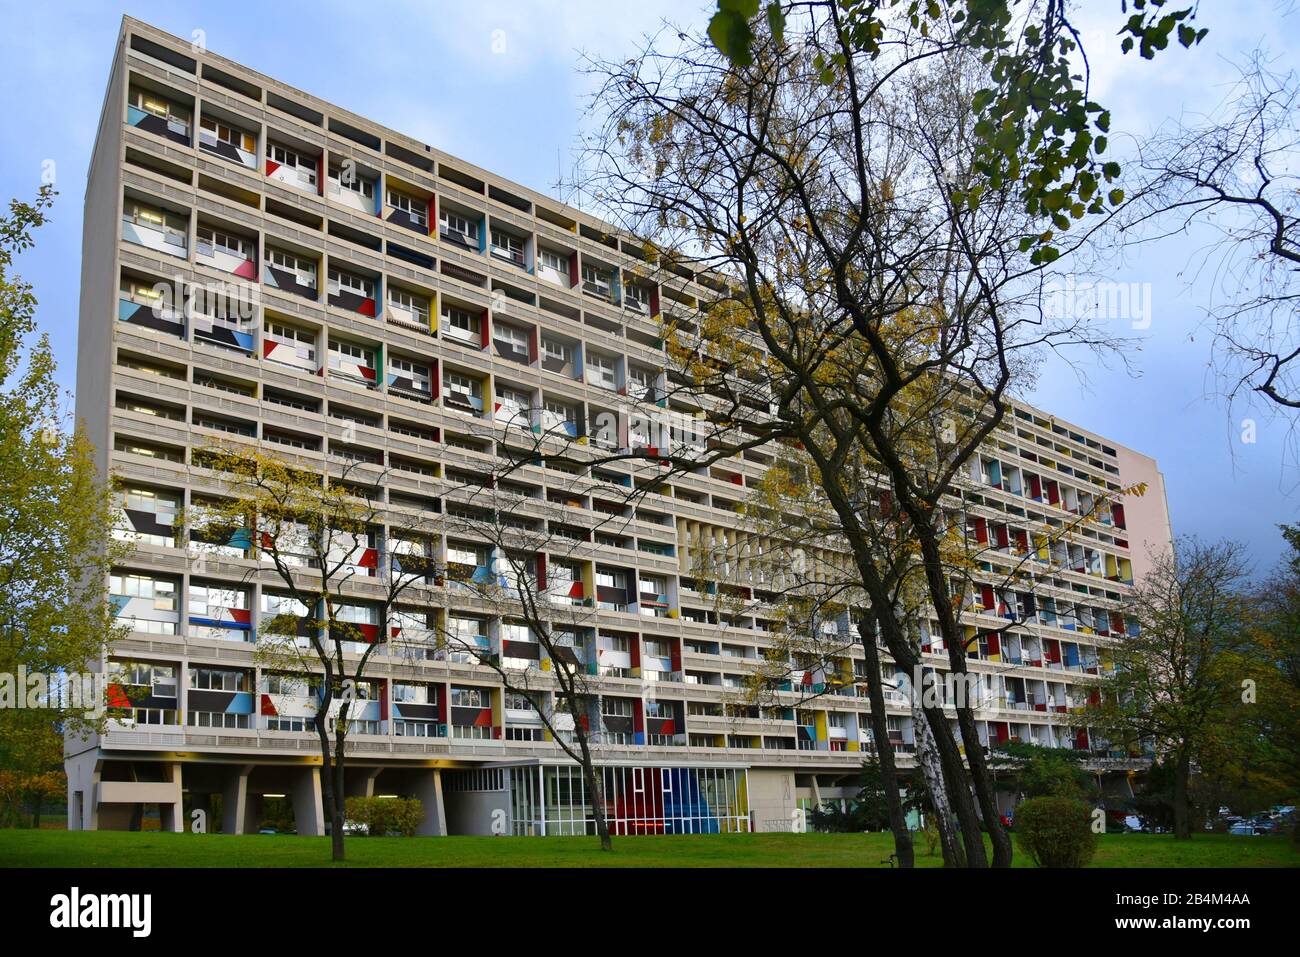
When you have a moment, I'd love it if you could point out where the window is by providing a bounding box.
[122,200,186,247]
[393,682,431,704]
[541,337,571,367]
[625,284,650,312]
[388,287,430,325]
[490,228,524,265]
[329,164,374,198]
[582,263,612,296]
[440,209,479,244]
[494,322,530,355]
[196,225,252,261]
[602,697,633,717]
[266,248,317,288]
[114,661,177,697]
[441,304,481,341]
[451,687,490,709]
[188,667,247,692]
[115,487,178,547]
[585,352,617,390]
[496,385,532,414]
[328,268,374,299]
[266,142,318,184]
[200,115,255,153]
[130,89,190,132]
[387,190,427,227]
[538,247,569,275]
[389,355,431,394]
[444,371,482,403]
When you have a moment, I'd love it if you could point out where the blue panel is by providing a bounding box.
[127,105,148,127]
[226,692,254,714]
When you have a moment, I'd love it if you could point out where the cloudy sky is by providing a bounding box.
[0,0,1296,572]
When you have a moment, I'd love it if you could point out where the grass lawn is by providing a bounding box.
[0,829,1296,867]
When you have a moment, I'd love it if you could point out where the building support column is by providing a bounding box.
[158,762,184,833]
[346,767,381,799]
[222,765,254,835]
[291,766,324,837]
[412,768,447,836]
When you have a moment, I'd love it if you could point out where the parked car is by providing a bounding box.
[1228,822,1265,836]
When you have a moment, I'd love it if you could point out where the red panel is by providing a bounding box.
[986,632,1000,656]
[107,683,131,709]
[260,693,278,717]
[265,159,280,177]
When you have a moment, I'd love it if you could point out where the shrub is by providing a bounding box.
[1015,796,1097,868]
[343,796,425,837]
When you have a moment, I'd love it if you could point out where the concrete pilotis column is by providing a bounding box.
[222,765,253,835]
[158,763,184,833]
[412,769,447,836]
[292,766,325,836]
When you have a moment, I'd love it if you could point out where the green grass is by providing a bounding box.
[0,829,1296,867]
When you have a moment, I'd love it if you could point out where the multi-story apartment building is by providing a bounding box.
[67,17,1173,837]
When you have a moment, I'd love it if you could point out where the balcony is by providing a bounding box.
[327,271,378,317]
[199,120,257,170]
[121,208,187,259]
[127,98,190,146]
[265,143,320,195]
[118,290,185,338]
[328,169,378,215]
[263,257,318,301]
[195,229,257,279]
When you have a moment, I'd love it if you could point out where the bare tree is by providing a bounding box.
[187,446,440,861]
[1095,538,1253,839]
[1125,54,1300,412]
[578,8,1124,866]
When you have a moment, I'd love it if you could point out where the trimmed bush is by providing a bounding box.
[1015,796,1097,868]
[343,797,425,837]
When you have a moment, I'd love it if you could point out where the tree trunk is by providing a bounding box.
[857,621,914,867]
[914,704,965,867]
[574,726,612,850]
[913,529,1014,867]
[1173,749,1192,840]
[316,714,345,862]
[31,794,42,830]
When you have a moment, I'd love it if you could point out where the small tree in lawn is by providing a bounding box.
[187,446,439,861]
[434,464,619,849]
[1095,538,1252,840]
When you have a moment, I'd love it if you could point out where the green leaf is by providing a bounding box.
[765,2,785,44]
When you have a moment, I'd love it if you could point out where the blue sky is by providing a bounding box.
[0,1,1296,572]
